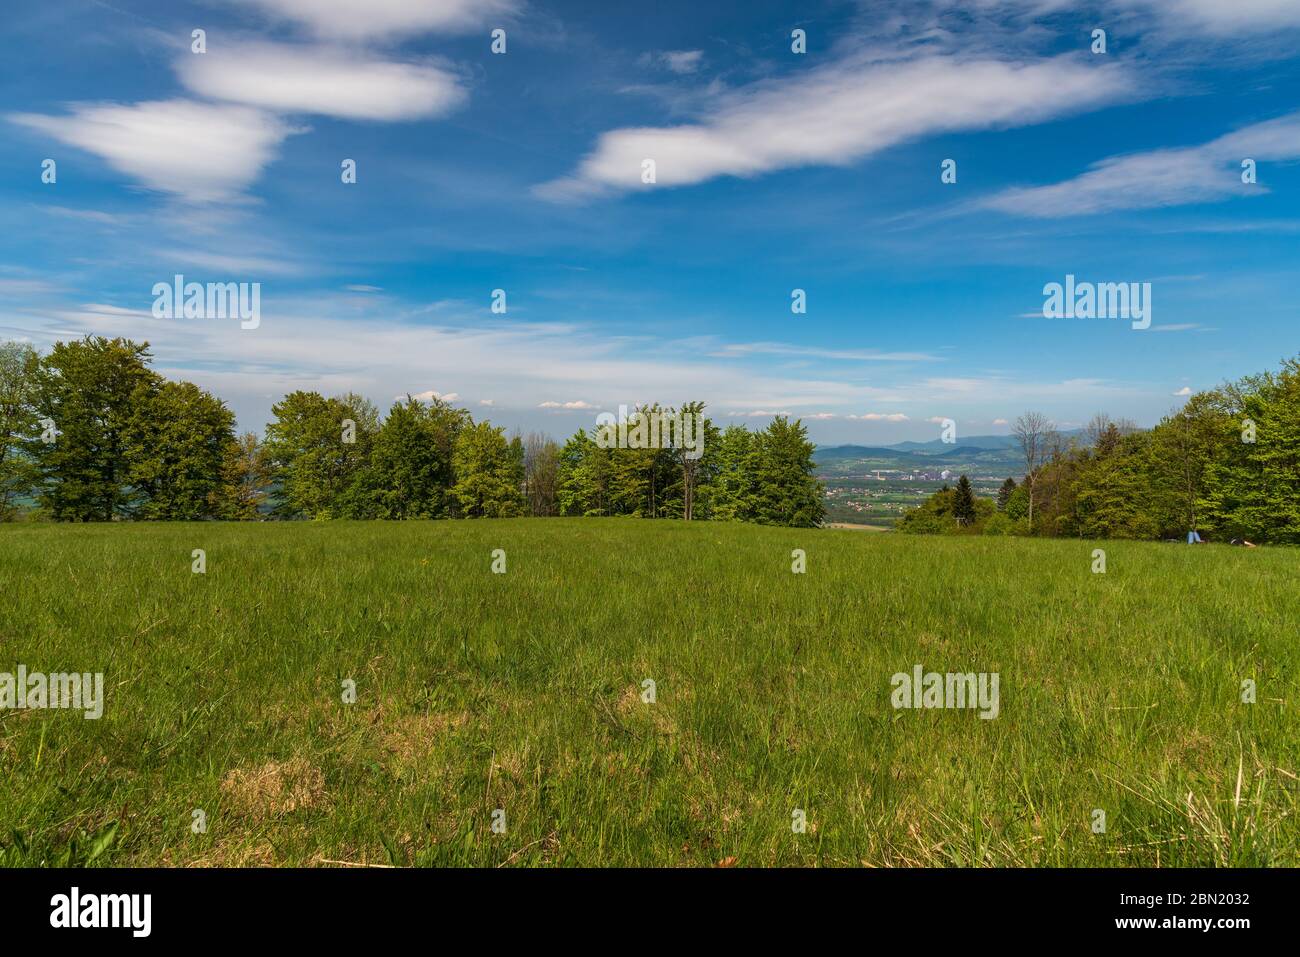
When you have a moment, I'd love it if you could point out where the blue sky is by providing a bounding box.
[2,0,1298,444]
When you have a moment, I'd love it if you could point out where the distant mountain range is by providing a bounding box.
[885,434,1018,452]
[814,430,1089,478]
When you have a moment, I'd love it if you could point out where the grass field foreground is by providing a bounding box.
[1,518,1297,866]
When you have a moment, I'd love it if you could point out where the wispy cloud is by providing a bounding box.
[1121,0,1300,35]
[230,0,520,40]
[933,0,1300,37]
[711,341,940,362]
[980,111,1300,217]
[536,52,1134,201]
[159,248,308,277]
[643,50,705,75]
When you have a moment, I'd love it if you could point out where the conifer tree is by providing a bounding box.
[996,477,1017,511]
[953,474,977,526]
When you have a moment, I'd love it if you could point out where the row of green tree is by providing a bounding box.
[555,408,824,524]
[899,354,1300,544]
[0,337,824,526]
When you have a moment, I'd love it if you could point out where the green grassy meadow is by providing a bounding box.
[1,518,1296,867]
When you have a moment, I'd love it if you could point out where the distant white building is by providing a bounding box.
[940,469,954,480]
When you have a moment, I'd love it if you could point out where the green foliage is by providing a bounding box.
[557,429,611,517]
[1005,485,1029,521]
[0,341,41,519]
[901,479,998,535]
[29,337,157,521]
[368,396,468,519]
[705,425,754,522]
[996,477,1016,511]
[1200,359,1300,543]
[973,367,1300,544]
[601,407,681,518]
[451,421,525,518]
[952,474,977,525]
[745,416,825,527]
[981,512,1025,536]
[122,379,236,520]
[553,409,822,528]
[214,432,271,520]
[1072,431,1160,539]
[263,391,378,518]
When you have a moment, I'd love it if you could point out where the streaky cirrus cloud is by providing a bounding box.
[535,52,1135,201]
[710,341,939,362]
[177,41,466,121]
[980,111,1300,217]
[938,0,1300,35]
[4,295,1157,434]
[229,0,520,40]
[8,100,297,203]
[1117,0,1300,35]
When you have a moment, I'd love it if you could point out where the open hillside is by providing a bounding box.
[1,519,1295,867]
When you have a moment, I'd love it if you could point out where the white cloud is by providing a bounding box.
[539,400,597,410]
[79,303,152,318]
[478,398,495,406]
[938,0,1300,36]
[981,111,1300,216]
[162,248,307,277]
[6,294,1157,435]
[992,417,1009,426]
[0,279,61,296]
[1172,386,1193,396]
[1119,0,1300,35]
[536,52,1133,200]
[178,42,466,121]
[9,100,296,203]
[408,390,465,403]
[42,205,129,226]
[230,0,520,40]
[655,50,704,74]
[712,341,939,362]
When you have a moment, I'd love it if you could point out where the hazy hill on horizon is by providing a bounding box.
[814,429,1093,479]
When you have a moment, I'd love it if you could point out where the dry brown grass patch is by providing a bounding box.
[220,756,327,820]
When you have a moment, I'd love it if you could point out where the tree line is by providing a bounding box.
[899,354,1300,545]
[0,337,824,526]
